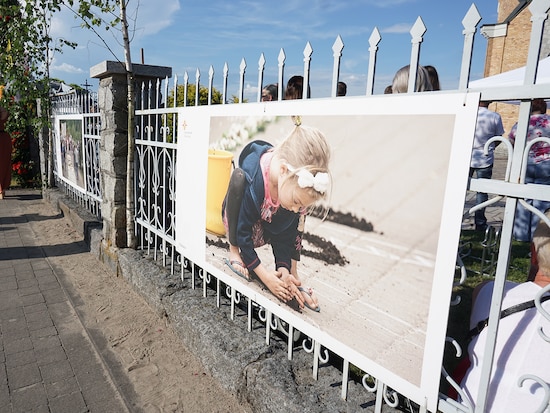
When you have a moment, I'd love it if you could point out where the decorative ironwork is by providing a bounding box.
[51,91,101,218]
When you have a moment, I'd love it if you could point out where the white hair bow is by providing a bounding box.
[295,169,329,194]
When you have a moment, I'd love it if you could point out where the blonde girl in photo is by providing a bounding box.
[222,120,331,311]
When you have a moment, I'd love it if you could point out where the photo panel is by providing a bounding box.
[176,93,479,410]
[55,116,85,190]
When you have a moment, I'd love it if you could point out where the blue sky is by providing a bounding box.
[49,0,500,99]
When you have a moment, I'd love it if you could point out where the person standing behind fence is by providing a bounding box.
[261,84,278,102]
[337,81,347,96]
[424,65,441,91]
[508,98,550,242]
[222,121,331,312]
[459,209,550,413]
[469,101,505,231]
[391,64,433,93]
[0,106,11,199]
[284,75,310,100]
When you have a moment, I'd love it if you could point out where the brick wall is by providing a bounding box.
[484,0,550,133]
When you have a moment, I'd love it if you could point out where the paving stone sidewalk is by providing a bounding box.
[0,190,129,413]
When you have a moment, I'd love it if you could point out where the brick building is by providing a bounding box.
[480,0,550,132]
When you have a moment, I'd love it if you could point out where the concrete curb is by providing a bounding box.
[44,189,399,413]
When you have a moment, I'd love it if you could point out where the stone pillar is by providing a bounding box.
[90,61,172,249]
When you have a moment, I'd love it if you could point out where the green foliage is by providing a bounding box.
[457,230,531,282]
[66,0,120,29]
[0,0,73,186]
[0,0,125,187]
[0,0,71,92]
[167,83,223,107]
[229,94,248,104]
[11,129,38,186]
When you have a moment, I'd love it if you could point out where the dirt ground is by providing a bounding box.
[28,197,252,413]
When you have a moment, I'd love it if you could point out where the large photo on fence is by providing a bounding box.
[175,93,479,406]
[54,115,85,190]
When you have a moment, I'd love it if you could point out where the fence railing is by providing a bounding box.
[51,89,98,115]
[134,80,178,268]
[51,90,102,218]
[50,1,550,412]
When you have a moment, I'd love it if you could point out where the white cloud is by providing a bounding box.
[381,23,412,34]
[50,62,85,74]
[129,0,180,37]
[48,0,181,47]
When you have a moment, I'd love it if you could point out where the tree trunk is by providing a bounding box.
[35,98,54,188]
[120,0,137,249]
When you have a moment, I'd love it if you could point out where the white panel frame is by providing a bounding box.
[175,92,480,412]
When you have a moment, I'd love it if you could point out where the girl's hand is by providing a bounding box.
[254,264,294,303]
[271,269,296,302]
[279,268,305,309]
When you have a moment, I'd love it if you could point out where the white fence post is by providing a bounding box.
[208,65,214,105]
[459,4,482,90]
[257,53,266,103]
[408,17,427,93]
[302,42,313,98]
[278,49,286,101]
[195,68,200,106]
[183,71,189,107]
[366,28,381,96]
[239,58,246,103]
[331,35,344,98]
[223,63,229,104]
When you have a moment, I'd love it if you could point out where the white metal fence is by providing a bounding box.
[134,80,179,267]
[51,90,102,218]
[50,1,550,412]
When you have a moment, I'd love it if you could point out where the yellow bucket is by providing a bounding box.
[206,149,234,236]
